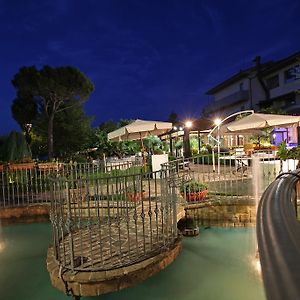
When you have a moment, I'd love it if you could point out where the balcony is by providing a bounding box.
[204,90,249,114]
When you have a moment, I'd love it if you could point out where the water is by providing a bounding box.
[0,223,265,300]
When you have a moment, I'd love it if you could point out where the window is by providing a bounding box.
[266,74,279,89]
[284,65,300,83]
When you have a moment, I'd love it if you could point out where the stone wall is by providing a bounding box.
[185,199,257,227]
[47,238,182,297]
[0,204,50,225]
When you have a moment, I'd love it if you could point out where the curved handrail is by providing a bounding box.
[257,170,300,300]
[48,168,178,272]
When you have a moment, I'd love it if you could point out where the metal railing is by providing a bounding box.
[49,169,178,272]
[1,153,298,208]
[257,170,300,300]
[162,152,296,204]
[0,160,142,208]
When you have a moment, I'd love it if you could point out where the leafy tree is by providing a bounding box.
[0,131,32,162]
[121,140,140,155]
[99,120,118,134]
[119,119,134,127]
[29,130,47,159]
[167,112,178,124]
[190,137,199,155]
[144,135,162,153]
[52,102,93,157]
[11,94,37,144]
[11,66,94,159]
[28,102,93,160]
[89,120,140,158]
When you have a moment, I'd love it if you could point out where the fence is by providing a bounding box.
[0,160,142,208]
[162,151,299,204]
[49,170,178,272]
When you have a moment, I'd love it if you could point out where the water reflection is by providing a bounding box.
[249,251,262,280]
[0,241,6,252]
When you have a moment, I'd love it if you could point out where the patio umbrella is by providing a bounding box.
[107,119,173,142]
[108,119,172,172]
[224,113,300,133]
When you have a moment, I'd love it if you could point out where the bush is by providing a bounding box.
[180,180,208,194]
[277,142,288,160]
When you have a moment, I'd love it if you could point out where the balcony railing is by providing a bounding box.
[204,90,249,114]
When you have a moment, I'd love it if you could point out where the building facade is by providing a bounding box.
[203,52,300,119]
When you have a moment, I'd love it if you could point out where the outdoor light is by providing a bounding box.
[273,133,276,139]
[173,126,177,131]
[179,126,183,131]
[214,118,222,126]
[185,120,192,128]
[25,123,32,131]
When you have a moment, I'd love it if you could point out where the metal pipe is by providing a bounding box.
[257,170,300,300]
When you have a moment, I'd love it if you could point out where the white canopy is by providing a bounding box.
[107,119,173,142]
[224,113,300,133]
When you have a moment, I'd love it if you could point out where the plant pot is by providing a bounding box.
[181,190,208,202]
[127,192,145,202]
[9,162,36,171]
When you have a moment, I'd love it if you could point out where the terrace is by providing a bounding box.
[1,151,300,299]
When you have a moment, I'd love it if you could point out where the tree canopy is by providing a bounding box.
[11,66,94,159]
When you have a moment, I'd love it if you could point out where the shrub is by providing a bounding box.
[180,180,208,194]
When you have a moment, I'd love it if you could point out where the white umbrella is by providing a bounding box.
[108,119,173,142]
[225,113,300,133]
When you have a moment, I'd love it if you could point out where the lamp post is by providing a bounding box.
[24,123,32,145]
[183,121,192,158]
[208,110,255,173]
[214,118,222,175]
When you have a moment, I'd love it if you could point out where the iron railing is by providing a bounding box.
[162,151,297,204]
[0,160,142,208]
[49,170,178,272]
[257,170,300,300]
[1,152,298,208]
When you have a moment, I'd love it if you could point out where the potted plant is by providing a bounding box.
[277,142,299,171]
[180,180,208,202]
[126,185,145,202]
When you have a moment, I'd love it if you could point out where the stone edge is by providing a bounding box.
[47,237,182,297]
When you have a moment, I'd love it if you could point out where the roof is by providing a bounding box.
[206,51,300,95]
[262,51,300,76]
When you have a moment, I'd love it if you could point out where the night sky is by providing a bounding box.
[1,0,300,135]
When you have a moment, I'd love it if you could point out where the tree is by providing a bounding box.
[167,112,178,124]
[89,119,139,158]
[51,102,93,157]
[11,93,37,144]
[0,131,31,162]
[11,66,94,159]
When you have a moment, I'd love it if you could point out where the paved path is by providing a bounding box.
[57,196,183,272]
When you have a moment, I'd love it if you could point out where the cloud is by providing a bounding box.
[202,3,224,35]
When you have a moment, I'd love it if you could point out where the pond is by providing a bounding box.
[0,223,265,300]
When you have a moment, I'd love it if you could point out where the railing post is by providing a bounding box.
[65,180,75,272]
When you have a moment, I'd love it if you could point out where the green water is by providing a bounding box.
[0,223,265,300]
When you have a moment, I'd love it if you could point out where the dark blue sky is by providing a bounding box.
[1,0,300,135]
